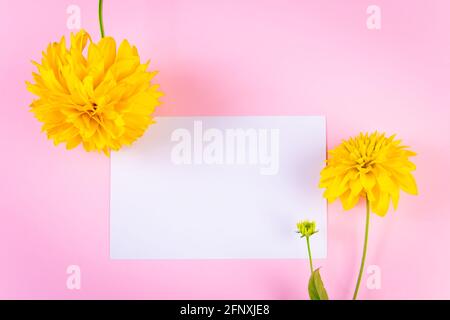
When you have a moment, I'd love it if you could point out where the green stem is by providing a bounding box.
[306,236,314,274]
[98,0,105,38]
[352,196,370,300]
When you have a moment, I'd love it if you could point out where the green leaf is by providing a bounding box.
[308,268,329,300]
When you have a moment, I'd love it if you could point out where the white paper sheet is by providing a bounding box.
[110,116,326,259]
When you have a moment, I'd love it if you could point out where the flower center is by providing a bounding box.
[82,101,101,118]
[357,156,375,170]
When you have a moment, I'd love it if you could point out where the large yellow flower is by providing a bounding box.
[26,30,162,155]
[319,132,418,216]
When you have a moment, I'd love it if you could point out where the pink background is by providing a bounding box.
[1,0,449,299]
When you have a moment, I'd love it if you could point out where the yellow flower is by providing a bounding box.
[319,132,418,216]
[26,30,162,155]
[296,220,318,238]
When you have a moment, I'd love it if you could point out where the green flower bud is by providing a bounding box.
[296,220,318,238]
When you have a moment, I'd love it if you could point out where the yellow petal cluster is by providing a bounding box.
[319,132,418,216]
[26,30,162,155]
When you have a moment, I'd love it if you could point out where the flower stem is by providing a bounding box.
[352,196,370,300]
[98,0,105,38]
[306,236,314,274]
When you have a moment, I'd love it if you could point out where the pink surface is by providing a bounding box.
[1,0,450,299]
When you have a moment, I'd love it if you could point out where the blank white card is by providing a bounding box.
[110,116,326,259]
